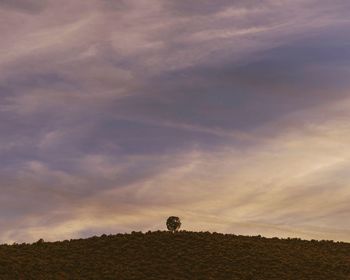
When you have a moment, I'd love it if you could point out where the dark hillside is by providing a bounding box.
[0,231,350,279]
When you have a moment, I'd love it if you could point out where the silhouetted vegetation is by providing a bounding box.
[166,216,181,232]
[0,231,350,279]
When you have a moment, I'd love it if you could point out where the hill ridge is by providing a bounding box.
[1,230,350,279]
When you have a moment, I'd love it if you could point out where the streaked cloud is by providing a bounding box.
[1,0,350,243]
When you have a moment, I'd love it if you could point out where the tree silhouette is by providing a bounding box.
[166,216,181,232]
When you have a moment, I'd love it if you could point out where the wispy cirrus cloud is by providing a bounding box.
[1,0,350,243]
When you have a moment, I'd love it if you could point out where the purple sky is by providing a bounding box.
[1,0,350,243]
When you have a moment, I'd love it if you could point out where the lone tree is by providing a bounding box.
[166,216,181,233]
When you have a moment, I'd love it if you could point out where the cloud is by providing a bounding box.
[2,97,350,243]
[1,0,350,243]
[0,0,48,13]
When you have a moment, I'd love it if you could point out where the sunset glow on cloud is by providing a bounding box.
[1,0,350,243]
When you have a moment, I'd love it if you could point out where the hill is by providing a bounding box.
[0,231,350,279]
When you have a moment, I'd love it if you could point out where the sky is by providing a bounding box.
[1,0,350,243]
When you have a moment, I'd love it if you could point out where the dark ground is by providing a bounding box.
[0,231,350,279]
